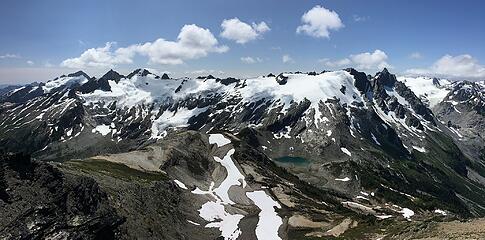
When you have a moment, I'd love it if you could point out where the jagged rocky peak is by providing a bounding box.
[449,81,484,101]
[432,77,441,86]
[196,75,215,80]
[345,68,370,93]
[445,81,484,114]
[67,70,90,79]
[267,73,275,77]
[100,69,125,82]
[161,73,170,79]
[78,69,122,93]
[276,73,288,85]
[374,68,397,87]
[127,68,154,79]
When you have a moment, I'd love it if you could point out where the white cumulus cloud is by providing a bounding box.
[350,50,390,70]
[282,55,293,63]
[61,42,131,68]
[296,5,344,39]
[406,54,485,80]
[240,56,262,64]
[26,60,34,65]
[220,18,270,44]
[320,50,390,71]
[61,24,228,68]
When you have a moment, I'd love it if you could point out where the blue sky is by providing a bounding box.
[1,0,484,83]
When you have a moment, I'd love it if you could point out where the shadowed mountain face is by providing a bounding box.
[1,68,485,239]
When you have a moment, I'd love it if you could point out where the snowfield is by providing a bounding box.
[398,76,451,108]
[43,75,89,93]
[246,190,283,240]
[198,201,243,240]
[209,133,232,147]
[92,124,111,136]
[191,134,248,239]
[213,149,247,204]
[80,70,367,139]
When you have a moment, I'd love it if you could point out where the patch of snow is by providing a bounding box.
[246,190,283,240]
[187,220,200,226]
[340,147,351,156]
[398,76,451,108]
[198,201,243,240]
[92,124,111,136]
[174,180,188,190]
[412,146,426,153]
[150,107,208,139]
[213,149,247,204]
[209,134,231,147]
[400,208,415,220]
[43,75,89,93]
[434,209,447,216]
[335,177,351,182]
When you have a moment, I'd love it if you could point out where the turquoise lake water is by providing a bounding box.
[274,156,309,166]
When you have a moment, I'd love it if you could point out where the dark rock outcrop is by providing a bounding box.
[276,73,288,85]
[0,153,123,239]
[161,73,170,79]
[80,70,124,93]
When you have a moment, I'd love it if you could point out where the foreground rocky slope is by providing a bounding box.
[0,153,122,239]
[1,68,485,239]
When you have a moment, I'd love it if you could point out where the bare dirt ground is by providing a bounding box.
[404,218,485,240]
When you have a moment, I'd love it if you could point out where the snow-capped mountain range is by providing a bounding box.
[1,67,485,239]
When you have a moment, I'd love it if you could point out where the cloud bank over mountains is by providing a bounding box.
[406,54,485,80]
[61,24,228,68]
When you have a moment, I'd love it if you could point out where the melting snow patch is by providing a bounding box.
[434,209,447,216]
[174,180,188,190]
[246,190,283,240]
[209,134,231,147]
[92,124,111,136]
[340,147,351,156]
[400,208,414,220]
[213,149,247,204]
[376,215,393,220]
[412,146,426,153]
[335,177,351,182]
[198,201,243,240]
[187,220,200,226]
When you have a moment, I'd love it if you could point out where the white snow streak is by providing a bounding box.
[340,147,352,156]
[246,191,283,240]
